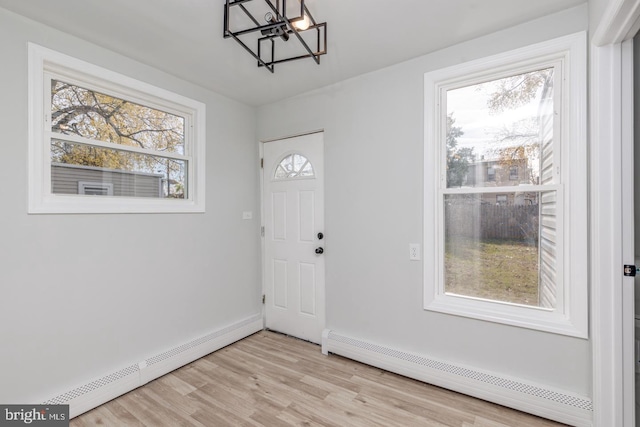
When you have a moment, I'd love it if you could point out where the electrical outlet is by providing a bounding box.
[409,243,421,261]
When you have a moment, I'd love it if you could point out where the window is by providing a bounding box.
[423,33,587,338]
[28,43,206,213]
[274,153,315,179]
[487,165,496,182]
[509,165,519,181]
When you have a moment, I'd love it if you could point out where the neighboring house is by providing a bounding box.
[465,158,531,188]
[51,163,164,198]
[456,158,538,205]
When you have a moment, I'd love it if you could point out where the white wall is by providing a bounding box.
[0,8,261,403]
[258,4,592,396]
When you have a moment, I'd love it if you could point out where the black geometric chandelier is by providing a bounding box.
[223,0,327,73]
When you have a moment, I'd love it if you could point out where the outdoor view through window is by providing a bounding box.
[444,68,556,308]
[50,80,187,199]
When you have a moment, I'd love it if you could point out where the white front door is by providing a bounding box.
[262,132,325,344]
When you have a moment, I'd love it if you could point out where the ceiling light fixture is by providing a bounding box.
[223,0,327,73]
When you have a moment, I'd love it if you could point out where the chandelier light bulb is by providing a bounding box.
[293,15,310,31]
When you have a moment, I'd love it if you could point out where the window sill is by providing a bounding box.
[424,292,588,339]
[28,194,205,214]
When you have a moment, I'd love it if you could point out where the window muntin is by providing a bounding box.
[274,153,314,179]
[423,33,588,338]
[28,43,206,213]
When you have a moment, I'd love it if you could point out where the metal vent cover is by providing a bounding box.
[146,315,261,366]
[44,364,139,405]
[328,332,593,412]
[43,314,262,406]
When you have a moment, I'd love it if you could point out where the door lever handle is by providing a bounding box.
[315,247,324,254]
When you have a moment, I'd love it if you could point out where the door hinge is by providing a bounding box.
[262,294,265,304]
[261,158,264,169]
[261,226,265,237]
[624,265,638,277]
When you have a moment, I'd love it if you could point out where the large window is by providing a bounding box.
[28,43,206,213]
[423,33,587,337]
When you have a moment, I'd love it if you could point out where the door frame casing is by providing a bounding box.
[590,1,640,425]
[621,37,635,427]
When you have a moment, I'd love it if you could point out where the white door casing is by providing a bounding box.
[262,132,325,344]
[591,1,640,423]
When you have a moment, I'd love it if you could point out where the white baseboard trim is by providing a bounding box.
[44,314,263,418]
[323,329,593,427]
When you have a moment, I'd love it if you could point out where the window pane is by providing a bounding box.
[444,192,543,307]
[274,153,314,179]
[51,80,185,154]
[509,166,519,180]
[51,140,186,199]
[445,68,554,188]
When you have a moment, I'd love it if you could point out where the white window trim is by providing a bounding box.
[423,32,588,338]
[28,43,206,214]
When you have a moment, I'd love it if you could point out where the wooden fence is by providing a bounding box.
[445,203,539,242]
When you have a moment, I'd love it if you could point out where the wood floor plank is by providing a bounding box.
[69,405,126,427]
[158,372,199,396]
[350,372,479,425]
[114,388,204,427]
[141,380,200,417]
[187,389,261,427]
[99,400,146,427]
[70,331,568,427]
[171,363,214,390]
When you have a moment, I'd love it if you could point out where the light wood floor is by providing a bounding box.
[70,331,566,427]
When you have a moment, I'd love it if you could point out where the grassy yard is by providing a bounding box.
[444,237,539,306]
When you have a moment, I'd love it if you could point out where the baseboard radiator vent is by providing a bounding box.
[44,314,263,419]
[322,330,593,427]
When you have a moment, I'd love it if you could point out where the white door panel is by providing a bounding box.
[263,132,325,343]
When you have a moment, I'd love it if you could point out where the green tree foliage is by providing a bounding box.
[446,114,475,187]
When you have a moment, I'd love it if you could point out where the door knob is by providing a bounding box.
[315,247,324,254]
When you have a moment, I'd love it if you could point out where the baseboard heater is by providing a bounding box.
[44,314,263,418]
[322,329,593,427]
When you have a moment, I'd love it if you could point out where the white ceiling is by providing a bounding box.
[0,0,586,106]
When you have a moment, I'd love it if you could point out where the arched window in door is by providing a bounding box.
[274,153,315,179]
